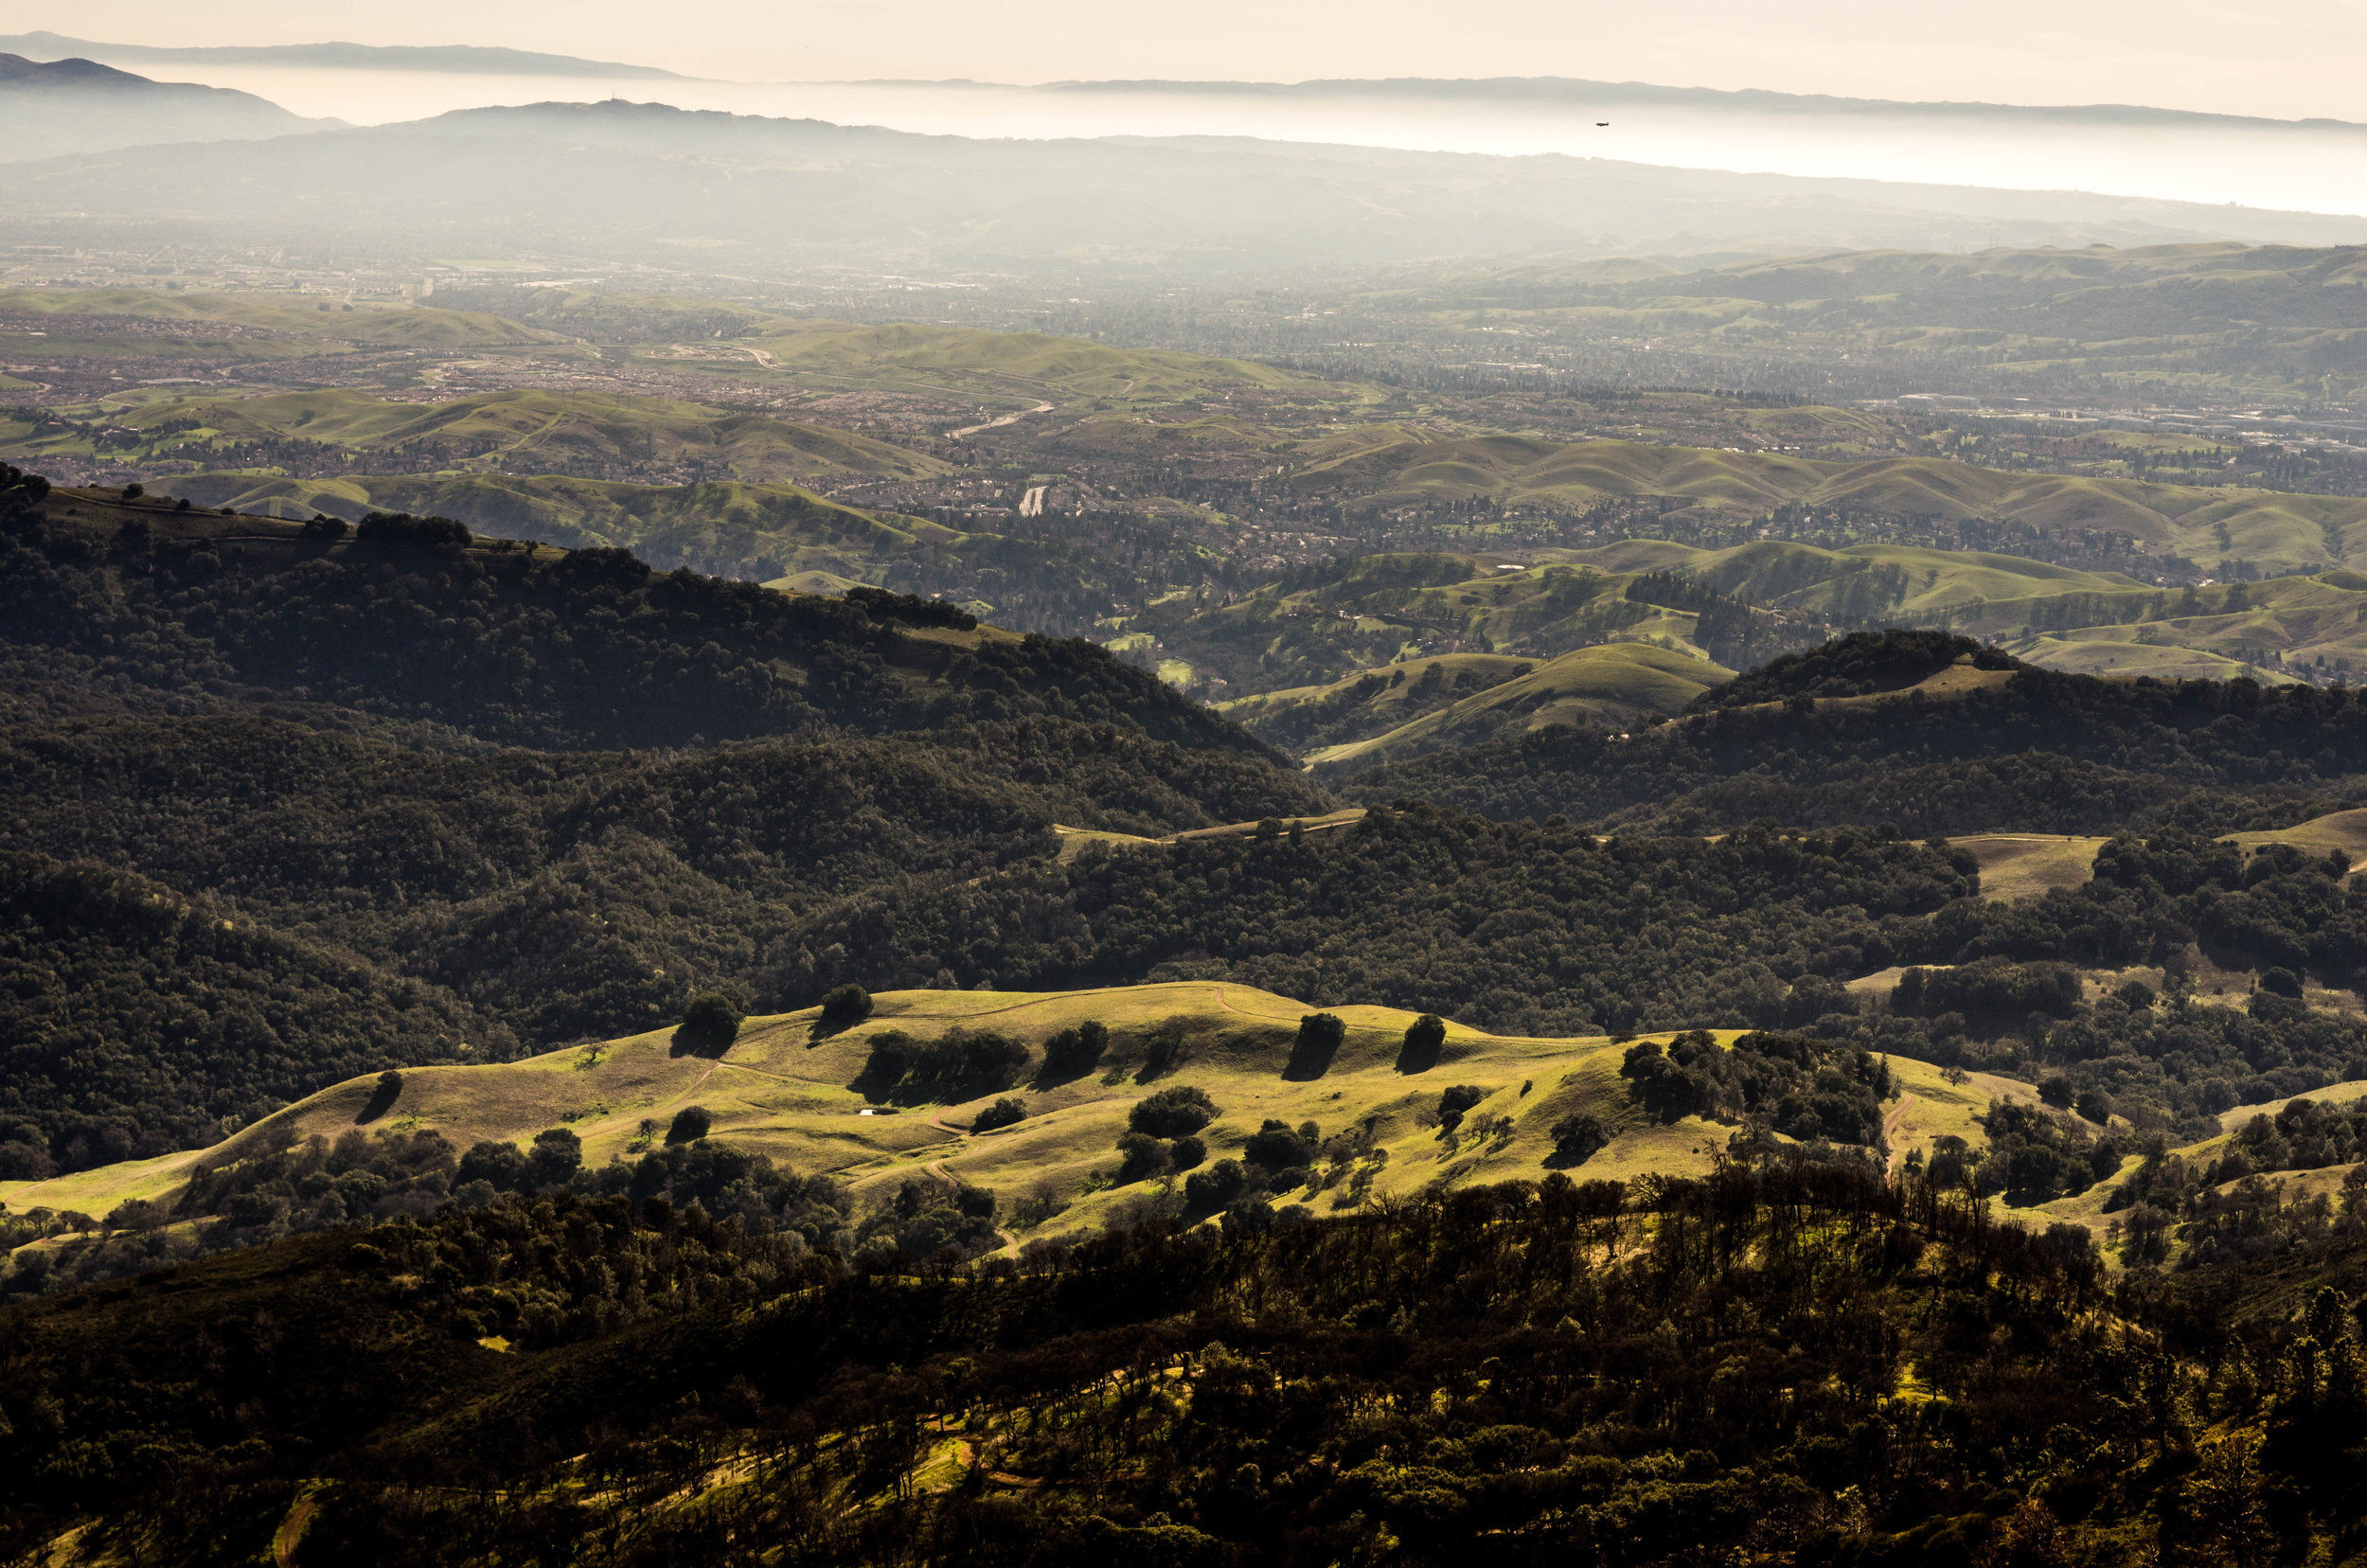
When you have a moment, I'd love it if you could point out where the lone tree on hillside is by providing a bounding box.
[360,1069,404,1122]
[974,1096,1028,1132]
[667,1106,714,1146]
[819,985,873,1026]
[678,994,744,1055]
[1041,1021,1109,1078]
[1398,1014,1447,1073]
[1549,1112,1611,1167]
[1287,1012,1347,1078]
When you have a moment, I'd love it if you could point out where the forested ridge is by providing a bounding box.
[0,709,1322,1170]
[1339,632,2367,835]
[1,489,1268,756]
[7,1158,2360,1568]
[17,516,2367,1172]
[0,481,1328,1172]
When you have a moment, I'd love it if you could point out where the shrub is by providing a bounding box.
[120,483,143,499]
[1130,1085,1217,1138]
[1244,1118,1318,1171]
[667,1106,714,1146]
[1184,1158,1252,1211]
[1168,1133,1207,1169]
[819,984,874,1025]
[974,1096,1027,1132]
[1436,1084,1487,1132]
[1398,1013,1447,1070]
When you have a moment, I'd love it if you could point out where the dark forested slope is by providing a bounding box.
[13,1159,2350,1568]
[1338,632,2367,835]
[0,479,1326,1171]
[2,486,1267,756]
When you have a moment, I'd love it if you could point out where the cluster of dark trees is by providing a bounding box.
[1941,1100,2125,1207]
[0,1120,871,1302]
[1620,1029,1895,1148]
[790,807,1980,1038]
[859,1025,1030,1103]
[1340,633,2367,838]
[41,1157,2367,1567]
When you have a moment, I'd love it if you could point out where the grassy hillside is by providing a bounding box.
[1551,537,2365,685]
[1291,435,2367,576]
[0,287,558,357]
[0,388,951,488]
[1287,643,1734,767]
[1,981,2035,1238]
[1130,550,1798,724]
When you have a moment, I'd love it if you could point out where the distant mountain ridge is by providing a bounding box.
[8,96,2361,269]
[0,50,338,160]
[0,30,685,78]
[1035,74,2367,134]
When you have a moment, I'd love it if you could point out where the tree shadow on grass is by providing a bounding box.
[354,1073,401,1125]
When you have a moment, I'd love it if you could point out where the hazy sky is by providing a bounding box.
[14,0,2367,121]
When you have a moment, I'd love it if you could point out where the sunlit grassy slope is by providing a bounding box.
[1949,834,2114,902]
[1290,643,1734,767]
[1,984,2030,1241]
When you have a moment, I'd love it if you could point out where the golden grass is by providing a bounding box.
[1949,834,2110,902]
[0,984,2031,1242]
[2224,809,2367,870]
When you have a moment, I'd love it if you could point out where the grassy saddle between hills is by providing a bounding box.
[3,982,2037,1241]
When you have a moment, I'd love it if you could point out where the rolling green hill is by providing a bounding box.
[1,387,952,489]
[0,287,559,357]
[1558,537,2367,685]
[1230,641,1735,768]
